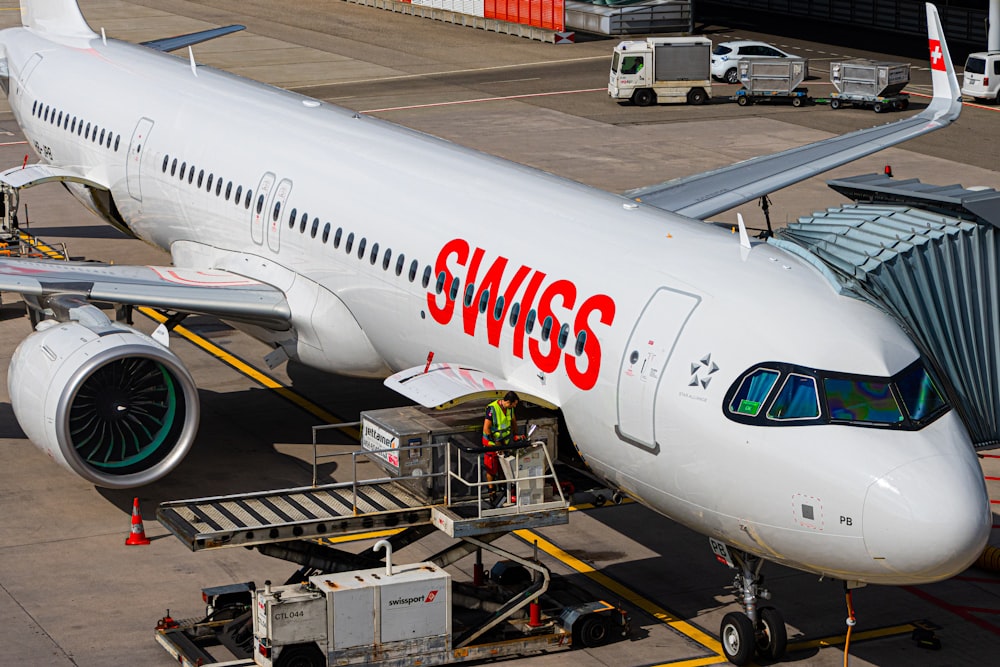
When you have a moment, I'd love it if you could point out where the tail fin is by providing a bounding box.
[20,0,97,40]
[925,2,962,122]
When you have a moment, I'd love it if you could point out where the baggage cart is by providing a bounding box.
[828,59,911,112]
[734,58,810,107]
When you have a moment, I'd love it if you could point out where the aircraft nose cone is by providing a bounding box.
[862,455,990,583]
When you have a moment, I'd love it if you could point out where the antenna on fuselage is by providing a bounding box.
[188,47,198,78]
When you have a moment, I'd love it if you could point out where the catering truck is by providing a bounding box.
[608,36,712,106]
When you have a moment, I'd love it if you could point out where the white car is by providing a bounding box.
[711,41,798,84]
[961,51,1000,104]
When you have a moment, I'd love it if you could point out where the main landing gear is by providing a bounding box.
[711,540,787,665]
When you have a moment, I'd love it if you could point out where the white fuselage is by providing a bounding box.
[1,26,989,584]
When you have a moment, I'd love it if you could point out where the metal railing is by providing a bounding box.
[307,423,566,519]
[445,438,567,519]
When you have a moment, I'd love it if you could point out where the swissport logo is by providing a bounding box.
[387,590,439,607]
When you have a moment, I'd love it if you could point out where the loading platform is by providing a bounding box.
[158,406,570,551]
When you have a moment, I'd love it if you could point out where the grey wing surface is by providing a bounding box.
[0,258,290,329]
[627,3,962,221]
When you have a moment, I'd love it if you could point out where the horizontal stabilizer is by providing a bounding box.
[627,3,961,221]
[0,258,291,329]
[385,362,556,410]
[141,25,246,53]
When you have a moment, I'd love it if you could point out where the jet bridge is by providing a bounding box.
[771,173,1000,447]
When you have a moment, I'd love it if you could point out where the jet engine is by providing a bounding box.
[8,305,199,488]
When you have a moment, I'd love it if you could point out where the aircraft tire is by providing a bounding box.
[720,612,755,665]
[755,606,787,661]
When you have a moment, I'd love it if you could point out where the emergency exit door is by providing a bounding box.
[616,287,700,452]
[126,117,154,201]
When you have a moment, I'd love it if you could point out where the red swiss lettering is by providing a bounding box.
[427,238,469,324]
[529,279,576,374]
[565,294,616,391]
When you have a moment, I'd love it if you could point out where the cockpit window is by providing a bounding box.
[824,378,902,424]
[895,363,947,422]
[724,359,948,430]
[728,368,779,416]
[768,374,820,420]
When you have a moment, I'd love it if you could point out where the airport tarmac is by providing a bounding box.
[1,1,1000,665]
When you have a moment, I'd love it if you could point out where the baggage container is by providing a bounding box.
[831,59,910,97]
[739,58,808,95]
[734,58,810,106]
[828,59,911,112]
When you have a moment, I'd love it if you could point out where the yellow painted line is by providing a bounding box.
[321,528,405,544]
[514,528,726,663]
[137,306,358,438]
[789,623,915,651]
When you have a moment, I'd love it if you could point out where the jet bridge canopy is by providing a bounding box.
[772,176,1000,447]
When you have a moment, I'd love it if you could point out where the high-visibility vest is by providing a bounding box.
[483,399,513,447]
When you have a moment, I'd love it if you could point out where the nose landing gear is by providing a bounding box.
[711,540,787,665]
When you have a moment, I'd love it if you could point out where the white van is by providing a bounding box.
[961,51,1000,103]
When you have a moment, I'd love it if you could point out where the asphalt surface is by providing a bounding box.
[1,1,999,665]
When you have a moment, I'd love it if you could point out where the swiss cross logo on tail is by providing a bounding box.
[928,39,945,71]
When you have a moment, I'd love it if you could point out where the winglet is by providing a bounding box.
[925,2,962,122]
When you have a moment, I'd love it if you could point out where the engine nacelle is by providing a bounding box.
[8,317,199,488]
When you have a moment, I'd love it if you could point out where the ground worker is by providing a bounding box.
[482,391,522,504]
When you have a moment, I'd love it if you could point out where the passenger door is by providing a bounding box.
[616,287,700,453]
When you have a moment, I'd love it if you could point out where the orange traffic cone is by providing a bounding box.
[125,497,151,546]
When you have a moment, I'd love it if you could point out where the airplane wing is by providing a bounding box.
[626,3,962,221]
[140,25,245,53]
[385,363,557,410]
[0,258,290,328]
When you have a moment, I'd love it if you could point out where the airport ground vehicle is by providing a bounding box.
[961,51,1000,103]
[828,59,911,112]
[154,405,631,666]
[608,37,712,106]
[734,58,810,106]
[711,40,798,84]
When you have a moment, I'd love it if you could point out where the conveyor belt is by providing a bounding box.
[158,480,432,551]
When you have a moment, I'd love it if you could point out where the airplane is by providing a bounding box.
[0,1,989,663]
